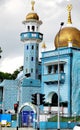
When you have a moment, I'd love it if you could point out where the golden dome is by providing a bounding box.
[54,4,80,48]
[26,12,39,20]
[26,0,39,21]
[54,27,80,48]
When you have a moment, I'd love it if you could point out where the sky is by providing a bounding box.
[0,0,80,73]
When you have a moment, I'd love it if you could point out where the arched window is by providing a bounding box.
[60,64,64,73]
[26,45,29,50]
[31,57,34,61]
[28,26,30,31]
[48,66,52,74]
[32,45,34,50]
[31,68,33,73]
[32,26,35,31]
[54,65,58,73]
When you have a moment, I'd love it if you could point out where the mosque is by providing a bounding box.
[0,0,80,119]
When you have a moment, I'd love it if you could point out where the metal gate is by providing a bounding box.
[21,111,34,127]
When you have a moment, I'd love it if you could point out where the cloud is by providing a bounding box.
[0,56,23,73]
[0,0,9,6]
[0,0,80,73]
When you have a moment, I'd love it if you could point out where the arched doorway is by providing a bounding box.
[19,102,36,113]
[51,93,58,106]
[18,102,36,127]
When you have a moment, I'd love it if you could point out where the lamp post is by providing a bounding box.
[16,75,26,130]
[57,22,64,130]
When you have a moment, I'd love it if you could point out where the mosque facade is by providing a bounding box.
[0,1,80,117]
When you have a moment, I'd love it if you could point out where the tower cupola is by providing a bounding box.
[20,0,43,43]
[26,0,39,21]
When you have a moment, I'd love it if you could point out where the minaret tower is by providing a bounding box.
[20,0,43,79]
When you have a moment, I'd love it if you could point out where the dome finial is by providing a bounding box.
[42,42,46,49]
[67,4,72,24]
[42,42,47,52]
[31,0,35,11]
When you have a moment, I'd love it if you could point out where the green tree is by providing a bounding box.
[12,66,23,79]
[0,66,23,82]
[0,72,13,82]
[12,69,20,79]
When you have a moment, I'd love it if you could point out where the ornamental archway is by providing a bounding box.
[46,92,58,105]
[19,102,36,113]
[18,102,36,127]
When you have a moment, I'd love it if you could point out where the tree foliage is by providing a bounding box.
[0,66,23,82]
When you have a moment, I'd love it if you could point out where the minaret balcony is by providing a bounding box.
[20,32,43,42]
[43,73,65,84]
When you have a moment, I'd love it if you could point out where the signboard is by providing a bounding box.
[0,114,11,127]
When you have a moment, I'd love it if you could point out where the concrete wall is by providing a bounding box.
[0,128,72,130]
